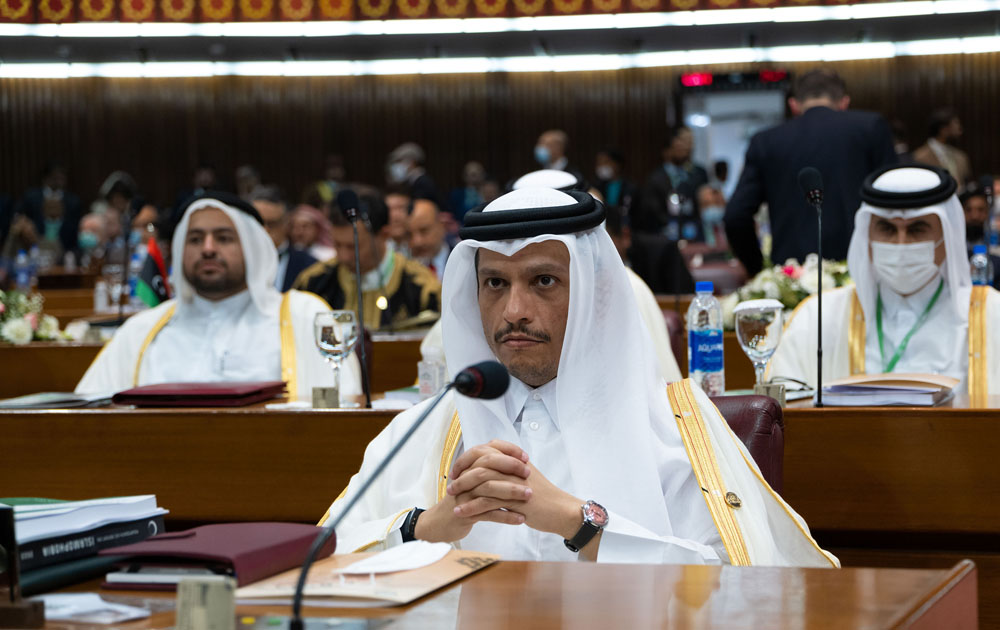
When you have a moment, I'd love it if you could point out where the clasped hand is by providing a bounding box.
[413,439,581,544]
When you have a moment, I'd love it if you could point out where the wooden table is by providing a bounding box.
[44,560,976,629]
[782,399,1000,630]
[6,400,999,626]
[0,337,423,399]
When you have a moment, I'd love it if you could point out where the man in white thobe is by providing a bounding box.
[322,187,836,567]
[770,165,1000,399]
[76,192,361,401]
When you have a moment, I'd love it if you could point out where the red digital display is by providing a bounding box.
[759,70,788,83]
[681,72,714,87]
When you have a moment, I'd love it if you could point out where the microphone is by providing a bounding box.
[798,167,825,407]
[288,361,510,630]
[337,188,360,224]
[336,188,372,409]
[453,360,510,399]
[798,167,824,206]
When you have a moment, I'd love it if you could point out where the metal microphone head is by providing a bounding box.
[798,167,824,207]
[453,361,509,400]
[336,189,360,223]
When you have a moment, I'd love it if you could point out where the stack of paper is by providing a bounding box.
[1,495,168,571]
[0,392,114,409]
[819,373,959,407]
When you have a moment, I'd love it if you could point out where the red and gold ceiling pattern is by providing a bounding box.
[0,0,877,23]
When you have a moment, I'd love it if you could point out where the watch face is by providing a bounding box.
[584,501,609,527]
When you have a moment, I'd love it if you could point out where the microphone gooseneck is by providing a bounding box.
[288,361,510,630]
[798,167,825,408]
[336,189,372,409]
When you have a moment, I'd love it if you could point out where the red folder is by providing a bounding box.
[99,522,336,589]
[111,381,286,407]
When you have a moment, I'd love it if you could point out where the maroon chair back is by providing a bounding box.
[660,309,686,375]
[708,395,784,494]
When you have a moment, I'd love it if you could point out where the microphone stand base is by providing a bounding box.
[0,599,44,629]
[312,386,340,409]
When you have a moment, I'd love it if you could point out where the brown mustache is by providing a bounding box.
[495,322,551,344]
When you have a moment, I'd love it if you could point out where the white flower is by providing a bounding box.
[800,270,837,295]
[1,317,33,345]
[37,315,60,340]
[762,280,781,299]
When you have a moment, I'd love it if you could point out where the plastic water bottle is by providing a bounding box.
[28,245,40,288]
[128,252,144,305]
[971,244,992,286]
[13,249,31,291]
[687,281,725,396]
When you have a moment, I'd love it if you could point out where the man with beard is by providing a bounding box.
[322,187,836,567]
[76,192,361,401]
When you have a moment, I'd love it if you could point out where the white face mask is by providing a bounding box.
[595,165,615,181]
[388,162,409,183]
[870,239,943,295]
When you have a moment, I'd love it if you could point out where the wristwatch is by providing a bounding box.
[401,507,424,543]
[564,500,609,553]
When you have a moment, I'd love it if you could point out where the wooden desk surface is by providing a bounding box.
[47,560,977,630]
[6,400,998,626]
[0,337,423,399]
[0,330,758,400]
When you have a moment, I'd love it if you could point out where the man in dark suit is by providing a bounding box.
[724,69,897,277]
[15,162,83,257]
[250,186,317,292]
[635,126,709,242]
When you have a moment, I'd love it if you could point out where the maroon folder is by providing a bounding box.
[111,381,286,407]
[99,522,337,589]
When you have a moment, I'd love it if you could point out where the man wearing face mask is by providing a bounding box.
[770,165,1000,398]
[74,213,109,270]
[593,149,636,212]
[385,142,442,209]
[697,185,727,249]
[533,130,585,184]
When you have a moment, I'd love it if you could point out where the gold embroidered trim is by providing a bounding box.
[134,304,176,386]
[667,380,751,566]
[280,292,297,399]
[848,288,866,375]
[722,427,839,568]
[438,411,463,502]
[316,485,350,526]
[969,285,988,407]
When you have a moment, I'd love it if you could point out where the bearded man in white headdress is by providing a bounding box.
[76,192,361,401]
[322,187,836,567]
[421,168,682,383]
[770,165,1000,401]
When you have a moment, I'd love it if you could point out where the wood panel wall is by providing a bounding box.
[1,52,998,211]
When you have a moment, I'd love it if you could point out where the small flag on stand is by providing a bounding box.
[135,238,171,308]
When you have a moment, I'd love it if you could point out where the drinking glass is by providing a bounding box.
[314,310,359,407]
[101,264,124,312]
[734,299,784,387]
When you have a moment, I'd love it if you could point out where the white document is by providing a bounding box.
[34,593,150,624]
[333,541,452,574]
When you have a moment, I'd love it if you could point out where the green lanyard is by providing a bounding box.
[876,279,944,373]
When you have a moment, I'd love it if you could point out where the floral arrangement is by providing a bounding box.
[0,290,62,345]
[720,254,852,330]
